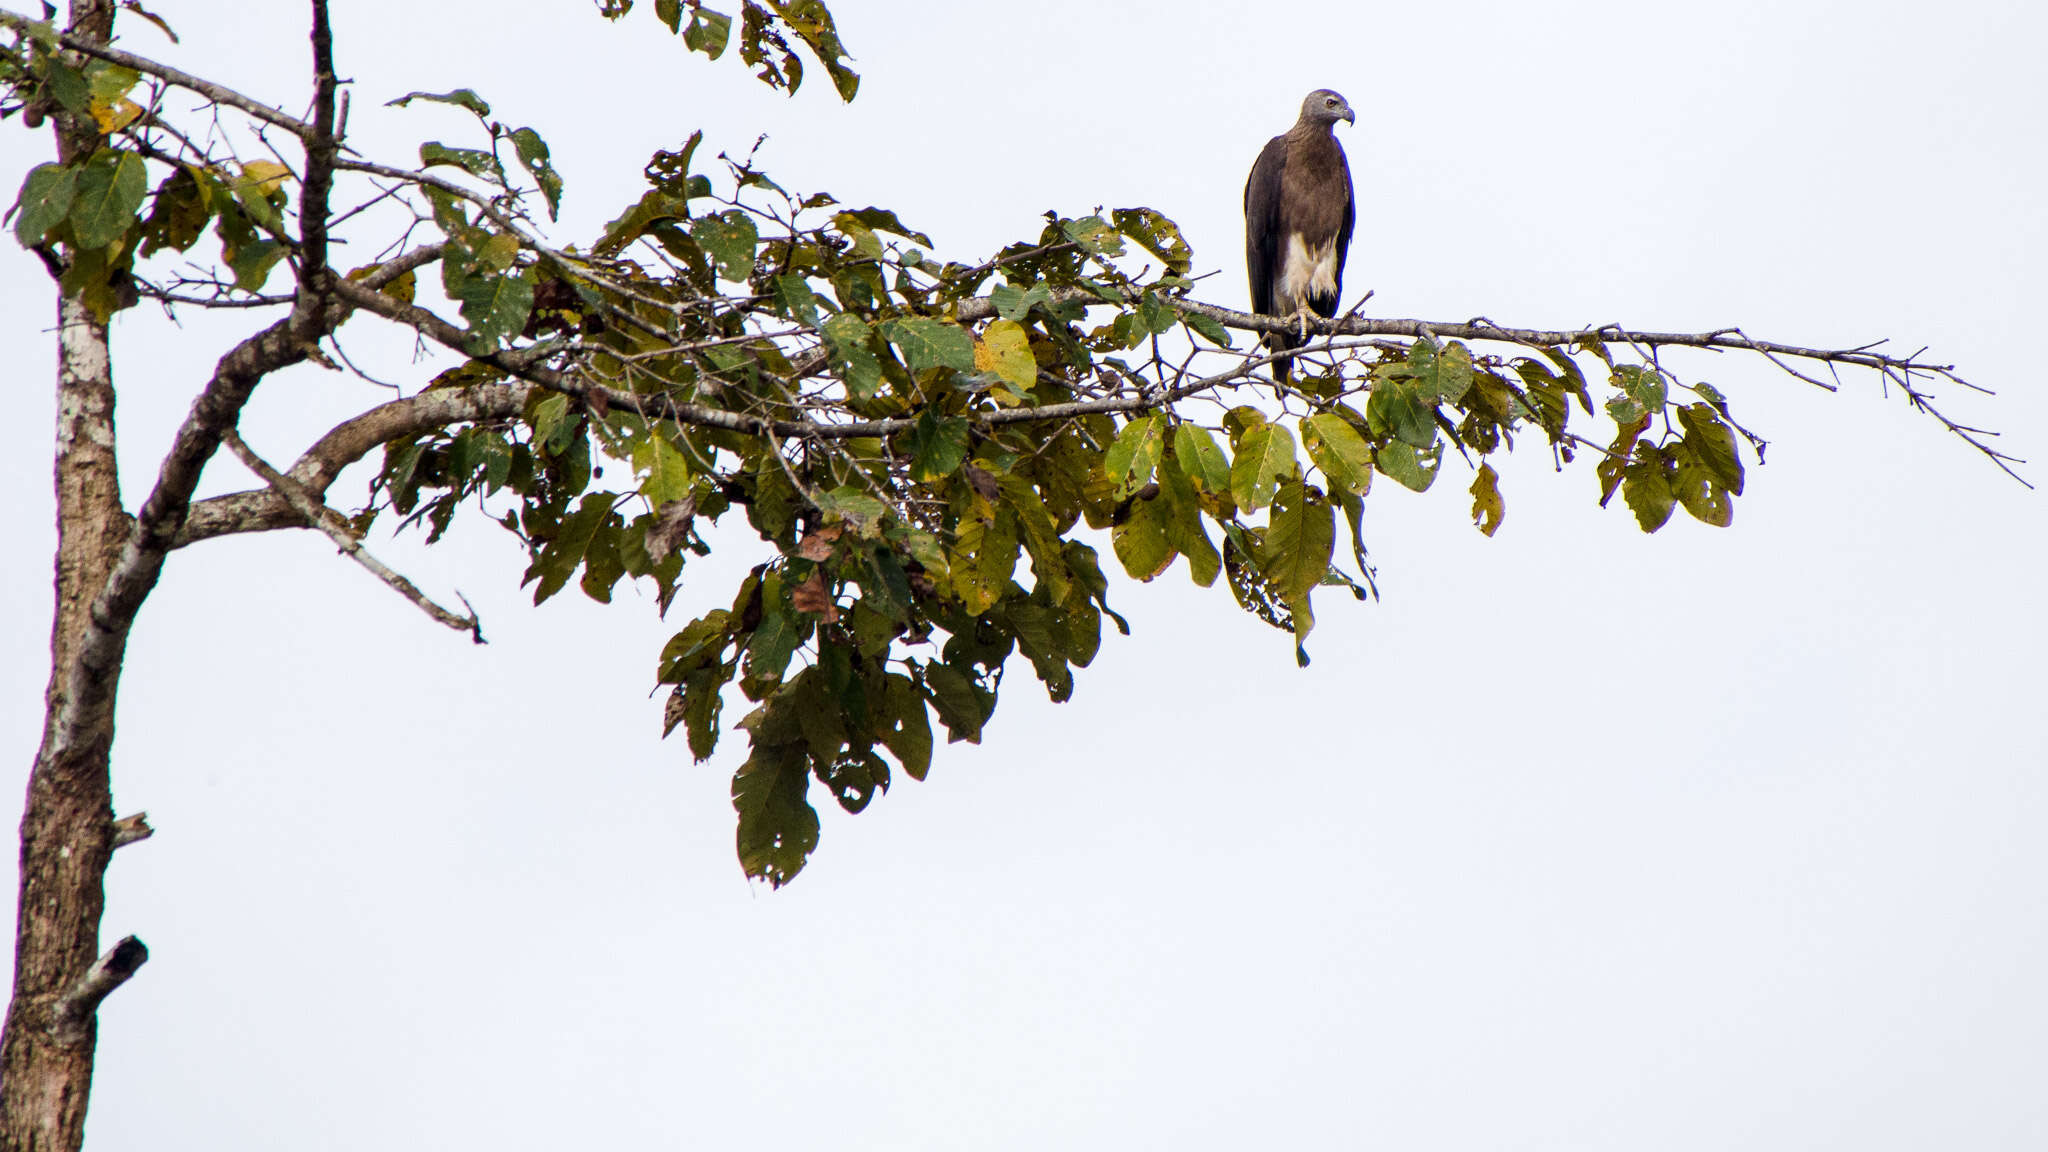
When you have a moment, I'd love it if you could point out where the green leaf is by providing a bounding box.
[1376,440,1442,493]
[1300,413,1373,495]
[731,741,818,887]
[508,127,564,220]
[387,88,492,118]
[1367,374,1437,450]
[68,149,147,251]
[693,209,758,281]
[992,282,1051,322]
[744,604,803,688]
[683,6,734,59]
[528,493,613,604]
[1544,348,1595,414]
[138,165,213,256]
[1621,444,1675,532]
[1432,340,1475,404]
[1229,421,1296,512]
[39,56,87,115]
[579,515,626,603]
[1264,479,1335,601]
[1677,402,1744,494]
[908,410,970,482]
[676,667,725,761]
[1155,450,1220,588]
[951,508,1018,614]
[1110,206,1192,275]
[228,238,285,291]
[821,312,883,400]
[1610,364,1668,425]
[633,435,694,505]
[1510,356,1580,440]
[833,207,933,248]
[1060,215,1124,257]
[813,486,890,533]
[529,391,572,452]
[1110,492,1173,581]
[775,273,819,326]
[1137,290,1176,336]
[1670,440,1735,527]
[884,316,976,377]
[1184,310,1232,347]
[12,163,76,247]
[1469,462,1504,536]
[1173,424,1230,495]
[229,160,291,234]
[878,673,933,781]
[420,141,504,181]
[455,269,535,348]
[85,59,141,108]
[922,661,988,744]
[1105,414,1165,498]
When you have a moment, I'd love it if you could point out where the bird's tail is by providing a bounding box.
[1261,329,1301,384]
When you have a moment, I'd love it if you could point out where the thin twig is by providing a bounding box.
[220,427,486,641]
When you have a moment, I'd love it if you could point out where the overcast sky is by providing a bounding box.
[3,1,2043,1149]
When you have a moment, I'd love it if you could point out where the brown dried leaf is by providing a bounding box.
[791,569,840,622]
[662,685,688,738]
[964,463,1000,502]
[796,522,844,561]
[645,495,699,562]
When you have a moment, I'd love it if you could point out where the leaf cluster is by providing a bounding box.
[5,0,1776,887]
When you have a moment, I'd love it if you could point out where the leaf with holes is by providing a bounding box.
[12,163,76,247]
[693,209,758,281]
[1469,462,1504,536]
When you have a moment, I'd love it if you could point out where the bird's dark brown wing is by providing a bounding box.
[1243,134,1288,321]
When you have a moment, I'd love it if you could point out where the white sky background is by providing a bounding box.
[2,0,2043,1148]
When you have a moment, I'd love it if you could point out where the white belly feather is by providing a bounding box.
[1277,232,1340,312]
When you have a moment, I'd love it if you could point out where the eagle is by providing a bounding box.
[1244,89,1356,383]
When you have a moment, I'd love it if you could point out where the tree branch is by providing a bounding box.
[171,272,2023,553]
[179,382,526,544]
[0,7,317,138]
[219,427,484,641]
[52,307,333,770]
[47,937,146,1045]
[110,813,152,849]
[293,0,339,302]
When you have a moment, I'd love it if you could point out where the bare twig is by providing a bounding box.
[219,427,485,641]
[110,813,152,848]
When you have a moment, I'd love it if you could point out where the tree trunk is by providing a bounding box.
[2,5,133,1149]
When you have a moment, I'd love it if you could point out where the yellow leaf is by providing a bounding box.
[1469,462,1505,537]
[239,160,291,195]
[91,97,143,134]
[475,231,521,273]
[974,319,1036,402]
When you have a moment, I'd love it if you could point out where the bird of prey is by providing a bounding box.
[1243,89,1356,382]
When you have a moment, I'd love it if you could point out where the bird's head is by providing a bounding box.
[1300,88,1355,129]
